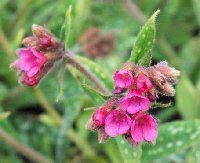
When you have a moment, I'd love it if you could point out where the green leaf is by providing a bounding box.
[138,50,152,66]
[130,10,160,64]
[116,136,142,163]
[142,120,200,161]
[176,74,199,119]
[102,139,122,163]
[186,143,200,163]
[60,5,72,48]
[193,0,200,26]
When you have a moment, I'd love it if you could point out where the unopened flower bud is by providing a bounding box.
[155,61,180,78]
[85,118,99,132]
[147,67,176,96]
[103,97,119,110]
[32,24,61,49]
[32,24,52,40]
[10,24,64,86]
[22,36,40,49]
[93,107,109,127]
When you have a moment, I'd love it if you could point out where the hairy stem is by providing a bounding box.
[0,127,52,163]
[65,50,110,94]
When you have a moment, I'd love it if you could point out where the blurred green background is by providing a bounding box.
[0,0,200,162]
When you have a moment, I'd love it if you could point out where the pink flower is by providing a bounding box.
[120,91,150,114]
[105,110,132,137]
[10,48,47,86]
[131,112,158,143]
[113,69,134,88]
[136,74,152,93]
[92,107,109,127]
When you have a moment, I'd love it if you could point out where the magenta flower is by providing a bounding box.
[136,73,152,93]
[105,110,132,137]
[131,112,158,143]
[120,91,150,114]
[113,69,134,88]
[10,48,47,86]
[92,107,109,127]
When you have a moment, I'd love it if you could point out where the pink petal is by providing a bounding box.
[113,69,134,88]
[131,113,158,143]
[136,74,152,93]
[105,110,132,137]
[120,92,150,114]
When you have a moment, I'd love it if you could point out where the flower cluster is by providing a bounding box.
[10,25,64,86]
[86,61,180,146]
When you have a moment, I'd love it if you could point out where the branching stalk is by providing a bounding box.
[65,50,110,94]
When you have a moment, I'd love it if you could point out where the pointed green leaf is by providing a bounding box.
[192,0,200,26]
[138,50,152,66]
[130,10,160,64]
[60,5,72,47]
[116,136,142,163]
[142,120,200,161]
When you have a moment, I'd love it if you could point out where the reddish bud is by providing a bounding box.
[136,73,152,93]
[85,118,98,132]
[93,107,109,127]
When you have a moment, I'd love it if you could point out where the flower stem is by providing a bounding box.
[0,127,52,163]
[65,50,110,94]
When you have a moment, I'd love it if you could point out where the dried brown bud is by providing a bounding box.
[98,129,109,143]
[147,67,175,96]
[103,97,119,111]
[155,61,180,79]
[85,118,98,132]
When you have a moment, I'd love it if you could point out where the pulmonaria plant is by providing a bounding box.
[86,61,180,146]
[10,25,64,86]
[9,9,180,149]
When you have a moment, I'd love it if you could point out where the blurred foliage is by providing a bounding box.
[0,0,200,162]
